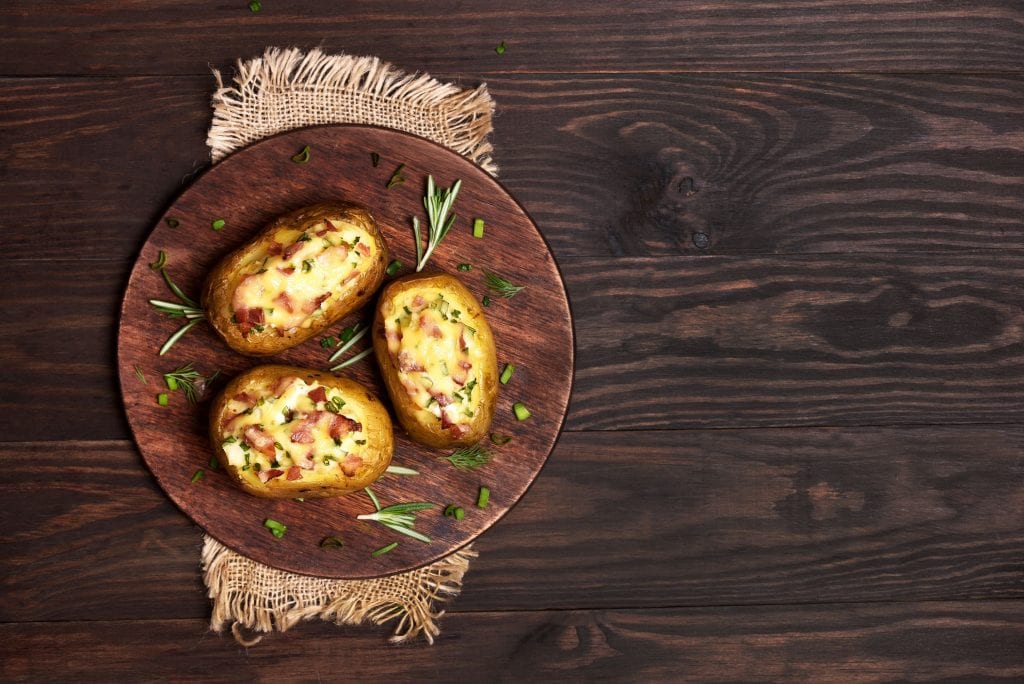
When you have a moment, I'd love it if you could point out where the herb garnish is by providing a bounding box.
[357,490,435,543]
[513,402,532,421]
[445,444,491,470]
[248,0,261,12]
[148,254,205,355]
[473,218,485,238]
[499,363,515,385]
[484,270,525,298]
[371,542,398,557]
[443,504,466,520]
[264,519,287,538]
[165,217,180,228]
[156,393,169,406]
[413,175,462,272]
[387,163,406,189]
[134,365,147,384]
[457,263,473,272]
[211,218,226,231]
[320,536,345,548]
[386,259,402,276]
[385,465,419,476]
[291,145,311,164]
[191,469,204,483]
[477,486,491,508]
[320,336,336,349]
[495,41,507,55]
[163,362,211,404]
[327,323,370,370]
[490,433,513,446]
[330,347,372,371]
[148,250,167,271]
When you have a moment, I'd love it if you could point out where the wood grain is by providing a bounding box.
[3,602,1022,682]
[3,74,1022,262]
[3,430,1020,622]
[1,1,1022,76]
[116,125,572,577]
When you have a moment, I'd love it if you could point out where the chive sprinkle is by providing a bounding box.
[513,402,532,421]
[320,336,337,349]
[156,393,169,406]
[208,456,220,470]
[386,259,402,276]
[134,365,147,384]
[490,433,513,446]
[165,217,180,228]
[454,507,465,520]
[473,218,485,238]
[444,504,459,517]
[482,295,491,307]
[457,263,473,272]
[499,363,515,385]
[291,145,311,163]
[191,469,204,483]
[476,486,490,508]
[148,250,168,271]
[263,519,287,538]
[495,41,507,55]
[371,542,398,557]
[211,218,226,231]
[248,0,261,12]
[386,164,406,189]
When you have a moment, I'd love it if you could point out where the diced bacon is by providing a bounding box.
[289,417,317,444]
[298,451,316,470]
[452,371,467,387]
[283,242,304,260]
[266,242,283,256]
[458,360,472,370]
[431,391,452,407]
[440,411,469,438]
[342,270,360,285]
[315,220,339,237]
[329,414,362,440]
[273,376,299,397]
[258,468,284,483]
[243,425,276,458]
[385,327,403,346]
[307,386,327,404]
[397,351,424,372]
[459,330,467,350]
[277,266,295,276]
[232,392,256,407]
[412,295,425,308]
[324,219,339,232]
[274,292,295,314]
[355,242,371,257]
[340,454,363,477]
[418,313,442,339]
[302,293,331,315]
[286,465,302,481]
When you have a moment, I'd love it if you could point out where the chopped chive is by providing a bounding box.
[457,263,473,272]
[291,145,311,164]
[513,402,531,421]
[371,152,380,167]
[365,487,382,512]
[248,0,261,12]
[165,217,180,228]
[165,375,179,391]
[156,393,169,406]
[386,259,402,276]
[191,469,204,483]
[263,519,287,538]
[454,507,465,520]
[211,218,226,231]
[444,504,459,517]
[320,336,337,349]
[495,41,507,55]
[482,295,491,307]
[148,250,168,271]
[472,218,485,238]
[490,433,513,446]
[499,363,515,385]
[371,542,398,557]
[208,456,220,470]
[476,486,490,508]
[320,536,345,548]
[386,164,406,189]
[339,325,358,343]
[133,365,147,384]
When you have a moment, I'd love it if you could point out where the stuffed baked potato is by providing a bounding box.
[209,365,394,498]
[373,272,498,448]
[202,203,389,356]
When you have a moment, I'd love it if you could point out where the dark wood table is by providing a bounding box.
[2,3,1022,680]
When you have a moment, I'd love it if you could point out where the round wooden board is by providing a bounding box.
[117,125,574,579]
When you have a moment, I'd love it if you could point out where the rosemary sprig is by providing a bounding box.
[357,498,435,543]
[148,251,205,355]
[133,365,147,384]
[445,444,491,470]
[162,362,213,404]
[385,465,420,476]
[329,347,373,372]
[483,270,525,299]
[327,323,368,363]
[413,175,462,272]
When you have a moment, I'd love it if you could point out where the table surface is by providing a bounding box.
[2,2,1022,681]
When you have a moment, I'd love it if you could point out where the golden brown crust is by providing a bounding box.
[373,272,498,449]
[208,364,394,498]
[202,203,389,356]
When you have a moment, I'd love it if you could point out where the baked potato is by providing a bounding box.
[373,272,498,448]
[202,203,389,356]
[209,364,394,498]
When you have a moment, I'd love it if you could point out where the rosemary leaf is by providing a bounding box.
[445,444,491,470]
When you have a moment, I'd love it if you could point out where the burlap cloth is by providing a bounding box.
[200,47,497,646]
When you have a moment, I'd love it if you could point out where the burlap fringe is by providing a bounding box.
[208,47,497,174]
[202,536,478,645]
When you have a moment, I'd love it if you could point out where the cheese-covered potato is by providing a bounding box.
[202,203,389,356]
[209,365,393,498]
[373,273,498,448]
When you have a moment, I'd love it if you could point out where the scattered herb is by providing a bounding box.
[499,363,515,385]
[329,347,372,371]
[386,259,402,276]
[291,145,311,164]
[208,456,220,470]
[446,444,491,470]
[443,504,467,520]
[473,217,485,238]
[156,393,169,406]
[162,363,208,404]
[413,175,462,272]
[358,501,435,543]
[495,41,507,55]
[325,396,346,414]
[339,324,360,344]
[371,152,380,167]
[371,542,398,557]
[365,487,382,512]
[211,218,226,231]
[248,0,261,12]
[165,217,180,228]
[134,365,147,384]
[302,258,314,273]
[444,504,459,517]
[386,163,406,189]
[513,402,532,421]
[320,536,345,548]
[191,469,204,483]
[484,270,525,298]
[386,465,420,476]
[476,486,491,508]
[328,324,367,362]
[490,433,513,446]
[320,336,337,349]
[263,518,287,538]
[148,250,168,271]
[457,263,473,272]
[454,507,465,520]
[482,295,491,307]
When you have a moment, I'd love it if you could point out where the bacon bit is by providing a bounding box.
[412,295,425,308]
[418,313,442,339]
[258,468,285,483]
[385,327,403,347]
[283,242,304,260]
[324,219,339,232]
[340,455,363,477]
[342,270,360,285]
[329,414,362,440]
[397,351,425,372]
[274,292,295,314]
[302,293,331,315]
[452,371,467,387]
[289,418,317,444]
[277,266,295,276]
[234,307,266,336]
[440,412,470,438]
[315,220,339,237]
[431,391,452,407]
[298,451,316,470]
[458,360,472,370]
[266,242,283,256]
[307,386,327,404]
[232,392,256,406]
[286,465,302,481]
[355,242,371,257]
[273,376,299,397]
[459,330,467,350]
[243,425,276,458]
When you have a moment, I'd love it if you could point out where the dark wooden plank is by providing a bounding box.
[2,1,1022,76]
[3,602,1022,682]
[3,430,1021,622]
[3,74,1023,262]
[7,252,1024,442]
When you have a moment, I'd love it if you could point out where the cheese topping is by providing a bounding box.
[231,220,376,336]
[383,290,487,438]
[219,376,371,486]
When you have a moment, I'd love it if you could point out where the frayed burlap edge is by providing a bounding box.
[202,46,497,646]
[202,536,478,645]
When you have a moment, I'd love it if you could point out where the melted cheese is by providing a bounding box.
[383,290,488,431]
[232,220,376,334]
[219,376,370,486]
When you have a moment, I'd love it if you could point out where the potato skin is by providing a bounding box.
[209,365,393,499]
[373,272,498,448]
[202,203,389,356]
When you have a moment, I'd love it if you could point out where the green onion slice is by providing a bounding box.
[476,486,490,508]
[291,145,311,163]
[499,363,515,385]
[371,542,398,557]
[513,402,531,421]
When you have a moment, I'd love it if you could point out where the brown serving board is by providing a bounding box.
[117,125,574,579]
